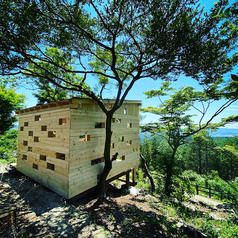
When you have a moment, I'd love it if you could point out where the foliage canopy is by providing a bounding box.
[0,80,25,134]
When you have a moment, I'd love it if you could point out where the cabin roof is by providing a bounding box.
[15,97,141,115]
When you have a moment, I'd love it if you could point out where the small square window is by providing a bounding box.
[95,122,105,128]
[79,135,90,142]
[59,118,67,125]
[24,122,29,127]
[41,126,47,131]
[35,115,41,121]
[124,108,127,115]
[56,153,65,160]
[127,140,132,145]
[113,118,121,123]
[47,163,55,171]
[117,155,125,161]
[34,137,40,142]
[40,155,46,161]
[127,123,132,128]
[28,131,34,136]
[23,141,28,146]
[91,157,104,166]
[48,131,56,138]
[118,136,124,142]
[22,155,27,160]
[33,163,38,170]
[20,127,24,131]
[28,147,33,152]
[133,147,138,152]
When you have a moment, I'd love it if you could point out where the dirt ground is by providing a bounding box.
[0,164,235,238]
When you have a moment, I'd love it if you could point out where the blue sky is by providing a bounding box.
[16,0,238,130]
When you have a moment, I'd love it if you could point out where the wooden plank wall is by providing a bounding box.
[16,99,141,199]
[17,108,71,198]
[68,103,140,198]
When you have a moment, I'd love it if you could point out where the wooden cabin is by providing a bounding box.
[16,98,141,199]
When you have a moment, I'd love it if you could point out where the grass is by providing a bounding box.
[0,157,16,164]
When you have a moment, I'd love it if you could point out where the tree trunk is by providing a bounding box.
[97,112,113,198]
[198,143,202,175]
[164,159,174,198]
[140,153,155,192]
[205,143,208,174]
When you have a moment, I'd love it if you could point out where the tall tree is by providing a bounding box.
[1,0,238,197]
[0,79,25,134]
[140,81,238,197]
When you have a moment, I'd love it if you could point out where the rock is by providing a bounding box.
[129,187,140,196]
[176,222,184,228]
[209,213,226,221]
[92,226,113,238]
[182,224,208,238]
[188,198,200,204]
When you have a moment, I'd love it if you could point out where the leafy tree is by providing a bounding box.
[141,81,238,197]
[0,129,18,163]
[1,0,238,197]
[28,47,90,103]
[182,132,220,175]
[0,79,25,134]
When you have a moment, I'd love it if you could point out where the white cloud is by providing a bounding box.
[225,108,237,111]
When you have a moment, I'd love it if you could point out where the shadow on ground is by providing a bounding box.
[0,168,173,237]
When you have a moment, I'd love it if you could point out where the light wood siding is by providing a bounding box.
[16,98,140,199]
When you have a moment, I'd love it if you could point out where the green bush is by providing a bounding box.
[0,129,18,163]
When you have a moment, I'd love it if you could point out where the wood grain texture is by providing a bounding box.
[17,98,141,199]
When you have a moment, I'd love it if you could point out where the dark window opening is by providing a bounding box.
[28,147,33,152]
[34,137,40,142]
[23,141,28,146]
[59,118,67,125]
[40,155,46,161]
[48,131,56,138]
[95,122,105,128]
[28,131,33,136]
[91,157,104,166]
[56,153,65,160]
[20,127,24,131]
[22,155,27,160]
[35,115,41,121]
[47,163,55,171]
[33,163,38,170]
[24,122,29,127]
[41,126,47,131]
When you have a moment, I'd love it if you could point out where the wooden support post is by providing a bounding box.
[209,187,211,198]
[132,168,136,185]
[196,184,199,195]
[126,171,130,189]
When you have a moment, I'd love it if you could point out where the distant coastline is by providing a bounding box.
[140,128,238,141]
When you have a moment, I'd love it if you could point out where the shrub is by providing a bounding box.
[0,129,18,163]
